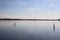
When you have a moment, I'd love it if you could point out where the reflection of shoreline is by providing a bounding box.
[0,18,60,21]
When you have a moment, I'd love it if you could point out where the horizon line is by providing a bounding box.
[0,18,60,21]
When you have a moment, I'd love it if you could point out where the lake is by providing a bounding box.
[0,21,60,40]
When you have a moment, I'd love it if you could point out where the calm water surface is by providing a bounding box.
[0,21,60,40]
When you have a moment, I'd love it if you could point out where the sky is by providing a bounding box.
[0,0,60,19]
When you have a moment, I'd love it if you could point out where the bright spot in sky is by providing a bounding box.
[50,2,54,6]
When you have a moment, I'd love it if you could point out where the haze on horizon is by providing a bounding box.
[0,0,60,19]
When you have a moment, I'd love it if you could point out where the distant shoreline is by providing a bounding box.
[0,18,60,21]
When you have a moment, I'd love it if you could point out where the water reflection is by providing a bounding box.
[0,21,60,40]
[53,23,55,32]
[14,22,16,27]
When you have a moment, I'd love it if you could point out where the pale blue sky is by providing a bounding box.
[0,0,60,19]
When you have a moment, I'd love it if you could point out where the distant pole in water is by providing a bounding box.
[53,23,55,32]
[14,22,16,27]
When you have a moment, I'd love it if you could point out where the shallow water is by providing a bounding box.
[0,21,60,40]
